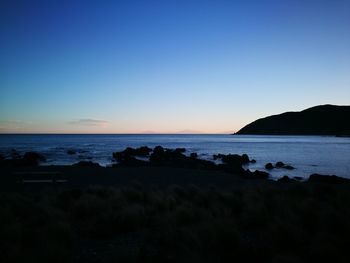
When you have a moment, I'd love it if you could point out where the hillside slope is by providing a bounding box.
[236,105,350,136]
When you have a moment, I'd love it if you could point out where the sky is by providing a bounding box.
[1,0,349,134]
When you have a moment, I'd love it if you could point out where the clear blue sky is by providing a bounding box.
[1,0,349,133]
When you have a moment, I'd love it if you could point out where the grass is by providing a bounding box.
[1,182,350,262]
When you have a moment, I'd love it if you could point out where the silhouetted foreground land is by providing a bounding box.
[1,172,350,263]
[1,147,350,262]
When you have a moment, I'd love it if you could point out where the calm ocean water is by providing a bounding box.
[0,134,349,179]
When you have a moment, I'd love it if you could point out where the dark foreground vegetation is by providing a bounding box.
[1,180,350,263]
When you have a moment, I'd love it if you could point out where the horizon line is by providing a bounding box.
[0,132,235,135]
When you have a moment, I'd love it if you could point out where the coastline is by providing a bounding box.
[1,146,349,262]
[1,135,350,179]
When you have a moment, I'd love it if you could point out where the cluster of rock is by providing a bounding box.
[2,146,348,184]
[265,161,294,170]
[112,146,269,179]
[0,150,46,167]
[277,173,350,184]
[67,149,89,155]
[308,173,350,184]
[113,146,216,170]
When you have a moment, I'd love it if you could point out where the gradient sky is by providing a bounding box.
[1,0,349,133]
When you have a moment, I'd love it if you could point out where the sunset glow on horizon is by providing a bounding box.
[1,0,350,134]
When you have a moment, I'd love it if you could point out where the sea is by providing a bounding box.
[0,134,349,180]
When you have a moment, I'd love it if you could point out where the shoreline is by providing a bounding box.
[1,147,349,262]
[1,145,348,182]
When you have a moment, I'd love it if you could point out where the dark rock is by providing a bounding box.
[212,153,252,175]
[275,161,285,168]
[218,154,242,165]
[245,170,269,179]
[22,152,46,166]
[10,149,21,159]
[274,161,295,170]
[253,170,269,179]
[175,148,186,153]
[308,174,350,184]
[121,146,152,157]
[67,149,76,155]
[283,165,295,170]
[150,146,189,167]
[293,176,303,181]
[153,146,165,155]
[112,151,124,162]
[113,150,149,167]
[72,161,101,167]
[114,155,149,167]
[112,147,263,176]
[224,163,246,175]
[113,146,205,169]
[113,146,153,166]
[23,151,46,161]
[250,159,256,163]
[148,146,217,170]
[241,154,250,164]
[221,155,246,174]
[195,159,218,170]
[277,176,295,183]
[265,163,274,170]
[0,154,5,166]
[1,150,46,167]
[190,153,198,158]
[213,154,225,160]
[221,154,242,164]
[1,151,46,167]
[149,146,167,165]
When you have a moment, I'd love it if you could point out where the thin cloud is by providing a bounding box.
[68,119,109,127]
[176,129,203,134]
[0,120,33,130]
[0,120,31,125]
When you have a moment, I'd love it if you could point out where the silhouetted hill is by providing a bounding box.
[236,105,350,136]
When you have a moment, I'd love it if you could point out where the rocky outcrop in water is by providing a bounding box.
[112,146,268,179]
[265,162,295,170]
[0,151,46,167]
